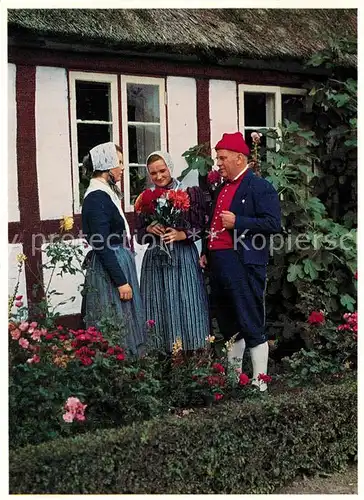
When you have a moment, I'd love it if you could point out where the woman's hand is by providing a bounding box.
[162,228,187,244]
[118,283,133,301]
[146,222,166,236]
[199,254,208,269]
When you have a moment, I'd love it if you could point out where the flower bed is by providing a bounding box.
[9,376,357,494]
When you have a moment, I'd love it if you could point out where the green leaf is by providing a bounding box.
[287,263,304,282]
[340,294,356,312]
[303,259,319,280]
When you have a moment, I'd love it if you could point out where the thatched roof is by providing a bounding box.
[8,8,357,67]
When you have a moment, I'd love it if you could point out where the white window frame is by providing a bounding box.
[238,84,307,139]
[120,75,167,212]
[69,71,119,213]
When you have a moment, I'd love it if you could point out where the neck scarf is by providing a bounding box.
[83,178,131,241]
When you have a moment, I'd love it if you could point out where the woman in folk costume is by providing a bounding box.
[81,142,146,356]
[135,151,209,353]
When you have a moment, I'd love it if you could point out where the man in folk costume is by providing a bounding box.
[200,132,281,392]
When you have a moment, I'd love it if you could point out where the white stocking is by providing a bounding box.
[227,337,246,370]
[250,341,269,392]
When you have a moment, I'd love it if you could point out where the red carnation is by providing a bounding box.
[167,190,190,211]
[308,311,325,325]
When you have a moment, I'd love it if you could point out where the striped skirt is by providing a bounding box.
[82,246,146,356]
[140,242,209,352]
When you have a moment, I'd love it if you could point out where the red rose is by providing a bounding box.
[45,334,54,340]
[308,311,325,325]
[214,393,224,401]
[207,170,221,185]
[212,362,225,374]
[80,356,93,366]
[116,353,125,361]
[135,189,158,215]
[239,373,250,386]
[257,373,272,383]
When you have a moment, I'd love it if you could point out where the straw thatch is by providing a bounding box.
[8,8,357,67]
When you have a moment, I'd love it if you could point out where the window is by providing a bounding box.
[69,72,119,212]
[239,85,307,152]
[121,76,166,211]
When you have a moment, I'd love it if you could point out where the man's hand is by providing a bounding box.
[146,222,166,236]
[162,228,187,244]
[199,254,208,269]
[118,283,133,301]
[220,210,236,229]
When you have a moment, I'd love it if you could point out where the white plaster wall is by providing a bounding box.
[41,239,90,316]
[8,64,20,222]
[36,67,73,220]
[8,244,28,314]
[209,79,238,154]
[167,76,198,188]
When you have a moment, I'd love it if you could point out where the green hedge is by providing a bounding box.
[9,379,357,494]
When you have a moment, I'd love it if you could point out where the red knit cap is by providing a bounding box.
[215,132,250,156]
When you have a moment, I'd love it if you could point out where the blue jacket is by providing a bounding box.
[82,190,128,287]
[207,169,281,265]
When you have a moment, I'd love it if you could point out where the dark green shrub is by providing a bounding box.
[9,378,357,494]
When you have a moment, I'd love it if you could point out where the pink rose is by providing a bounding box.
[11,329,21,340]
[19,322,29,332]
[30,321,38,329]
[63,412,74,423]
[15,295,23,300]
[251,131,262,144]
[31,329,42,341]
[27,354,40,364]
[146,319,156,328]
[15,301,23,308]
[19,337,29,349]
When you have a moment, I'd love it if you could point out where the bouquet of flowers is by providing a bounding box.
[135,188,191,255]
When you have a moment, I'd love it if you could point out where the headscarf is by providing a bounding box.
[146,150,182,191]
[84,142,131,241]
[90,142,119,171]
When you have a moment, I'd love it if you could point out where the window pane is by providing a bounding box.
[76,81,111,121]
[77,123,112,163]
[282,94,305,123]
[130,166,148,205]
[244,92,275,127]
[128,124,161,164]
[127,84,160,122]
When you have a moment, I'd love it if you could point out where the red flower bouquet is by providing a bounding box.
[135,188,190,228]
[135,188,191,256]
